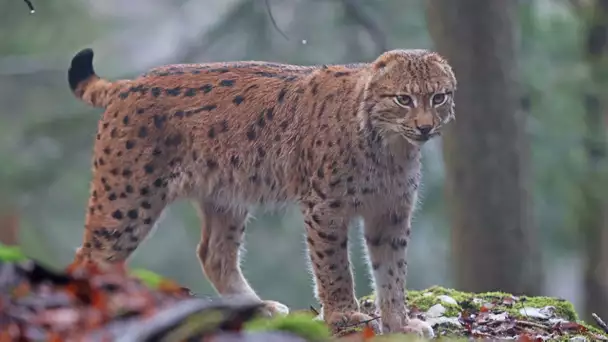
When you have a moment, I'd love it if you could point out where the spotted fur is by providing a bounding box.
[68,48,456,336]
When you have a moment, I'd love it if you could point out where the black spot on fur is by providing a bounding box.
[166,87,181,96]
[257,114,266,128]
[153,178,164,188]
[151,87,162,97]
[246,126,256,140]
[125,140,135,149]
[220,79,235,87]
[165,134,182,147]
[154,115,167,129]
[200,84,213,93]
[184,88,197,97]
[138,127,148,138]
[233,95,244,105]
[144,164,154,174]
[127,209,138,219]
[277,89,287,103]
[112,210,123,220]
[199,105,217,112]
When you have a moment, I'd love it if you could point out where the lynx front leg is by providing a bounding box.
[303,201,379,333]
[363,208,434,338]
[195,201,288,317]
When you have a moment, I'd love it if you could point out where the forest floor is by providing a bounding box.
[1,244,607,342]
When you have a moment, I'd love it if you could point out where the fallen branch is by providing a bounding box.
[264,0,290,40]
[593,313,608,334]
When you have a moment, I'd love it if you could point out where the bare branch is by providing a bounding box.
[23,0,35,14]
[264,0,290,40]
[593,313,608,334]
[340,0,387,53]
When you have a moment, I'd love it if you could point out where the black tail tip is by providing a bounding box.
[68,48,95,92]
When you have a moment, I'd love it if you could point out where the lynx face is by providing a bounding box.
[366,49,456,145]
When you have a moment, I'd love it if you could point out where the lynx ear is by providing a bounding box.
[372,54,392,71]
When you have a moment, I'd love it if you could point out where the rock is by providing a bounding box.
[426,316,462,328]
[519,306,556,319]
[426,304,446,318]
[437,295,458,305]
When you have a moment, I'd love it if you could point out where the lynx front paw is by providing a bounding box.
[257,300,290,318]
[384,317,434,338]
[327,311,381,335]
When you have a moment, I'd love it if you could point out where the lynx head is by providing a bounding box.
[364,49,457,146]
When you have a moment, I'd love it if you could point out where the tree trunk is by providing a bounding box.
[579,0,608,323]
[0,208,20,246]
[426,0,541,295]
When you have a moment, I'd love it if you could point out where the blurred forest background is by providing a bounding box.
[1,0,607,323]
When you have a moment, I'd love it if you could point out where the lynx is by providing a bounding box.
[68,47,456,337]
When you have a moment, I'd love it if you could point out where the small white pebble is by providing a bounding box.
[519,306,552,319]
[488,312,508,321]
[437,295,458,305]
[301,40,307,44]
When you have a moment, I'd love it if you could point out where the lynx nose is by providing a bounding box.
[417,125,433,136]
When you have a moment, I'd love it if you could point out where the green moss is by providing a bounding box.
[376,285,579,322]
[129,268,167,289]
[0,243,27,262]
[245,312,331,341]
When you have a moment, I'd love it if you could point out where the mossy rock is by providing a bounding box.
[3,244,605,340]
[359,286,606,341]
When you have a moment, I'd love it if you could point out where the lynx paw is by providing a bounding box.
[385,317,434,338]
[327,311,381,335]
[257,300,290,317]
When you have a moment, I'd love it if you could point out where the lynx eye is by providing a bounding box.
[394,94,413,107]
[431,92,448,107]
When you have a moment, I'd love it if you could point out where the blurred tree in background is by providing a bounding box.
[569,0,608,322]
[0,0,606,319]
[426,0,541,296]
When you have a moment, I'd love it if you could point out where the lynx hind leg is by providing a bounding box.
[75,167,169,267]
[195,201,289,317]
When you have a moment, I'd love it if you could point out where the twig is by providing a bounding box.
[592,313,608,334]
[264,0,290,40]
[340,0,387,53]
[340,315,380,329]
[514,319,551,331]
[23,0,35,14]
[309,305,319,316]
